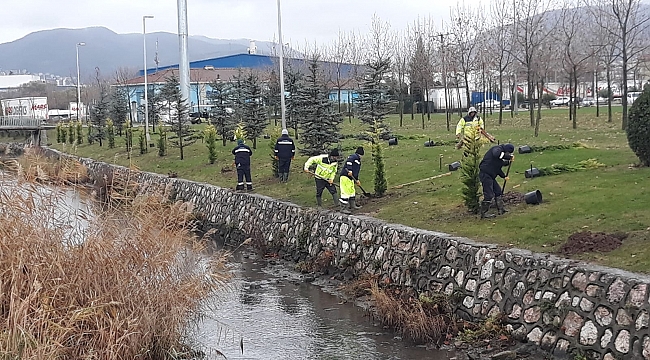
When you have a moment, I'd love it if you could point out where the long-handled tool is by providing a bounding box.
[392,172,452,189]
[354,178,372,197]
[502,160,513,192]
[305,171,338,188]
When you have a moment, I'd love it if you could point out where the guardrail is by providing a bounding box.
[0,116,43,129]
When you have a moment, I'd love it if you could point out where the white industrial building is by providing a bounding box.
[0,74,42,91]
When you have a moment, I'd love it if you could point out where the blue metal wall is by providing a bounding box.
[140,53,360,79]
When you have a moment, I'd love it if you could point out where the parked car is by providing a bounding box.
[581,97,596,107]
[476,99,501,109]
[189,111,209,124]
[550,96,570,106]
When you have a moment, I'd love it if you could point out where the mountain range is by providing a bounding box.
[0,27,277,78]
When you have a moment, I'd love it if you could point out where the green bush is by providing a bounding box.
[67,122,75,144]
[86,123,94,145]
[106,119,115,149]
[76,121,83,145]
[373,140,387,197]
[157,125,167,157]
[203,125,218,164]
[55,123,63,143]
[139,130,147,155]
[267,127,281,177]
[627,87,650,166]
[124,120,133,152]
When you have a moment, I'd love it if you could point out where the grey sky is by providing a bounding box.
[0,0,488,46]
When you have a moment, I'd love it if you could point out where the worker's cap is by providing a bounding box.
[329,148,340,157]
[281,129,289,135]
[355,146,365,156]
[468,107,477,114]
[237,139,244,145]
[503,143,515,153]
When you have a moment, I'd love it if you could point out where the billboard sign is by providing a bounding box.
[1,97,49,120]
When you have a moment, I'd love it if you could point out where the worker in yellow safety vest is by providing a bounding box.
[303,148,342,207]
[456,106,485,145]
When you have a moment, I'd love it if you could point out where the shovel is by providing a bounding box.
[305,171,338,188]
[502,160,513,192]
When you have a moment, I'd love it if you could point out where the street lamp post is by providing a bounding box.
[76,42,85,122]
[143,15,154,143]
[276,0,287,132]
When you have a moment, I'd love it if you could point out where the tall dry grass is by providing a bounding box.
[0,147,89,185]
[370,282,458,345]
[0,169,228,359]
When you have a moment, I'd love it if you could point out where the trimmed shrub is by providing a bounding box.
[627,86,650,166]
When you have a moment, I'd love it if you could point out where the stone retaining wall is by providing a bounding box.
[43,147,650,360]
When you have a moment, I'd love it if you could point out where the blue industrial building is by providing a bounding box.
[121,53,360,120]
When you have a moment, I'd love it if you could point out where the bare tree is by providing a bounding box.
[392,29,410,127]
[511,0,555,127]
[324,31,354,114]
[590,0,650,129]
[490,0,515,124]
[448,3,484,108]
[561,2,598,129]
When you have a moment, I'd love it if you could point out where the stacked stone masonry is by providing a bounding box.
[45,148,650,360]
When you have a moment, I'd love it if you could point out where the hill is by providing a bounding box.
[0,27,277,78]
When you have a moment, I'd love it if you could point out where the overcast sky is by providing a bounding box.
[0,0,489,46]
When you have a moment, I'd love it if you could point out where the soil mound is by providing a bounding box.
[559,231,627,256]
[501,191,525,205]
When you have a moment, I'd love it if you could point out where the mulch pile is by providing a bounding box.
[501,191,525,206]
[558,231,628,256]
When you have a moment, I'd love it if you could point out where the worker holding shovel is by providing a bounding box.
[339,147,364,214]
[455,106,495,150]
[478,143,515,218]
[303,148,341,207]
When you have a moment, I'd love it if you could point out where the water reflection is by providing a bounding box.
[193,255,454,360]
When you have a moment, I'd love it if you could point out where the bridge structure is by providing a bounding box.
[0,116,54,146]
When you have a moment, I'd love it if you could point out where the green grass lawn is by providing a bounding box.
[48,107,650,273]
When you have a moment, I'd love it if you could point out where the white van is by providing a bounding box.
[628,92,642,104]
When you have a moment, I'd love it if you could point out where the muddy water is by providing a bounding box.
[193,254,455,360]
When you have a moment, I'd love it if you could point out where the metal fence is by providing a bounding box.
[0,116,42,129]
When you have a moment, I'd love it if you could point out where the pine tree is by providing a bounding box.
[284,64,303,139]
[109,87,130,136]
[265,69,282,126]
[240,71,267,149]
[159,76,197,160]
[157,123,167,157]
[90,87,110,147]
[357,58,393,140]
[208,80,237,146]
[461,135,482,214]
[294,57,342,156]
[204,124,218,164]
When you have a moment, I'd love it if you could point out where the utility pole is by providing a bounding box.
[277,0,287,132]
[177,0,191,114]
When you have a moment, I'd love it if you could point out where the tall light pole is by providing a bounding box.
[143,15,154,143]
[75,42,85,122]
[277,0,287,131]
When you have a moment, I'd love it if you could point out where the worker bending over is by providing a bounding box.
[339,147,364,214]
[479,143,515,218]
[304,149,341,207]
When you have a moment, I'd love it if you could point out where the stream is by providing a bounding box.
[192,253,455,360]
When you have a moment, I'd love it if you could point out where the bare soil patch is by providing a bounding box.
[559,231,628,256]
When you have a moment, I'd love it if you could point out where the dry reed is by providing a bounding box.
[0,170,228,359]
[370,282,458,345]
